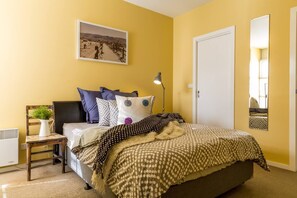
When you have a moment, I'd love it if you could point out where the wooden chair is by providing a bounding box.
[25,105,67,181]
[25,105,55,165]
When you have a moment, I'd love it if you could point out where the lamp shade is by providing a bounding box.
[154,72,162,84]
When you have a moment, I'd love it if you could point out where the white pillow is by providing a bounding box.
[96,98,110,126]
[109,100,118,127]
[116,95,154,125]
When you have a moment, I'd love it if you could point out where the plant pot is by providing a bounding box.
[39,119,50,137]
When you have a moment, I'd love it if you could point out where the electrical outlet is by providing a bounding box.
[20,143,27,150]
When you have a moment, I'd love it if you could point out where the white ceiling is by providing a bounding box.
[124,0,213,17]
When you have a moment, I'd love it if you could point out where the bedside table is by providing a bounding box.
[26,133,67,181]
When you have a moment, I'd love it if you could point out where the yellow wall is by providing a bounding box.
[0,0,173,164]
[1,0,296,167]
[173,0,297,164]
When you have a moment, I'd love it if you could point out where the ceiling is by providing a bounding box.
[124,0,213,18]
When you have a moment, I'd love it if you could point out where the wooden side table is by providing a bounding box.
[26,133,67,181]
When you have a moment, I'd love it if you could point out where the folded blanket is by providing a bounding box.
[93,113,185,175]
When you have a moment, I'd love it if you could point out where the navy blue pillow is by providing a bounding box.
[77,88,102,123]
[100,87,118,93]
[101,89,138,100]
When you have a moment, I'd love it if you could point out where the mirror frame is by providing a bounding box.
[249,15,270,131]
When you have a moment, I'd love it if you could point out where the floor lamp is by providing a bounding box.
[153,72,165,113]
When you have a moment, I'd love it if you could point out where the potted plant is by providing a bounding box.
[31,106,53,137]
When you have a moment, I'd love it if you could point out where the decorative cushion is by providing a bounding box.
[109,100,118,127]
[77,88,102,123]
[116,95,154,125]
[101,87,138,100]
[96,98,110,126]
[100,87,119,93]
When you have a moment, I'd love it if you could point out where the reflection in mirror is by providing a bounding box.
[249,15,269,130]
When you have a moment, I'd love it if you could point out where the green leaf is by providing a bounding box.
[31,106,53,120]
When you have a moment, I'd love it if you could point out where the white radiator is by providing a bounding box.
[0,128,19,167]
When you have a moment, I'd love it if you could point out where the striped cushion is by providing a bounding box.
[109,100,118,127]
[96,98,110,126]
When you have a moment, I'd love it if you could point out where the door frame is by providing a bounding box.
[289,6,297,172]
[192,26,235,126]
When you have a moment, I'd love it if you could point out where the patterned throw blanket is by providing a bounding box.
[105,124,268,197]
[74,121,269,197]
[93,113,185,176]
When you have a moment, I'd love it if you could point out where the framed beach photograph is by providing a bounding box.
[77,20,128,65]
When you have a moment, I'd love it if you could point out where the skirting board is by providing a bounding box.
[0,160,51,174]
[267,160,292,171]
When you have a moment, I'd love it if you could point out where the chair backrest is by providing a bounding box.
[26,105,53,136]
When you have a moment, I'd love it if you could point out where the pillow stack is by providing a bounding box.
[78,86,154,127]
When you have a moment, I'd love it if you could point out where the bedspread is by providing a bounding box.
[76,123,268,198]
[106,123,268,197]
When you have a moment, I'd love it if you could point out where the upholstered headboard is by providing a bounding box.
[52,101,86,134]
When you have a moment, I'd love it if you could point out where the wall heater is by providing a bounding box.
[0,128,19,167]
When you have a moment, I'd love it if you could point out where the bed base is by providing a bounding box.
[66,147,115,197]
[164,161,253,198]
[84,183,92,190]
[53,101,253,198]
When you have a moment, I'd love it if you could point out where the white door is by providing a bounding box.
[193,27,235,129]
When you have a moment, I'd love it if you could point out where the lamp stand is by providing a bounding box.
[161,83,165,113]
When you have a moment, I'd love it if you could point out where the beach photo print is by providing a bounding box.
[77,20,128,64]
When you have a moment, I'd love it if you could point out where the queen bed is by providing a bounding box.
[52,101,268,198]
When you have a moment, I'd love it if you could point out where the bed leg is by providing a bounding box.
[84,183,92,190]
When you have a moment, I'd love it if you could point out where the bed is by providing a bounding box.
[249,115,268,130]
[53,101,267,198]
[249,108,268,130]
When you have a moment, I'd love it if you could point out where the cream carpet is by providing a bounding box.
[0,163,98,198]
[220,164,297,198]
[0,163,297,198]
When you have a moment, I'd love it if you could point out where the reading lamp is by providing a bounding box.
[153,72,165,113]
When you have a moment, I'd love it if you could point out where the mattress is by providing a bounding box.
[63,122,97,148]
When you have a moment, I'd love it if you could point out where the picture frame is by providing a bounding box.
[77,20,128,65]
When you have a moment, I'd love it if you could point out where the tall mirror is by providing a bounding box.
[249,15,270,130]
